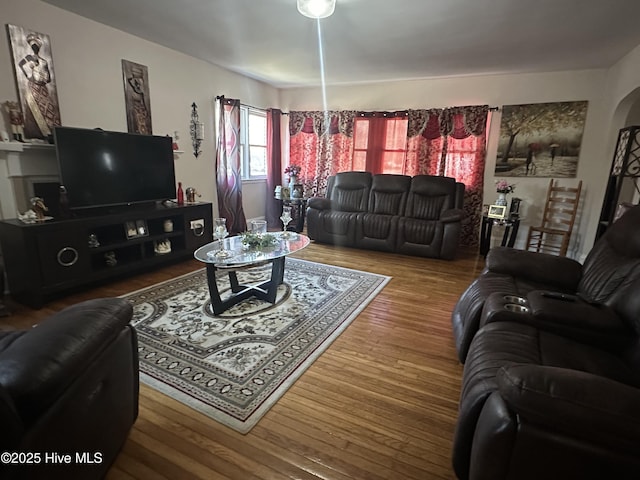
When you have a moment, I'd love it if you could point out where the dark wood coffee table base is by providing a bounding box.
[205,257,285,315]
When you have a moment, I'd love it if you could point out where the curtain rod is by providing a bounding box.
[216,96,499,114]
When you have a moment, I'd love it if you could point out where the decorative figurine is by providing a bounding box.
[30,197,48,220]
[4,101,25,142]
[185,187,201,204]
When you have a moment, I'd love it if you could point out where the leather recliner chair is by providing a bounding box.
[451,205,640,480]
[0,298,139,480]
[451,204,640,363]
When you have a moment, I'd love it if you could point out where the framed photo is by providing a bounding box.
[125,221,138,239]
[6,24,62,140]
[124,220,148,239]
[487,205,507,219]
[136,219,148,236]
[292,183,304,199]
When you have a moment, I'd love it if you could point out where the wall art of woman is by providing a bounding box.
[7,25,62,140]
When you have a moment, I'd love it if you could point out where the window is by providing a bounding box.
[352,116,408,174]
[239,106,267,179]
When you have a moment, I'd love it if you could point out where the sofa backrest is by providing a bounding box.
[329,171,372,212]
[579,204,640,333]
[404,175,458,220]
[368,174,411,215]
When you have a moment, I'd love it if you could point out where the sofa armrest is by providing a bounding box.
[441,208,463,223]
[0,298,133,422]
[485,247,582,291]
[498,365,640,448]
[307,197,332,210]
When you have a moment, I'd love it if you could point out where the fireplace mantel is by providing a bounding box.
[0,142,58,220]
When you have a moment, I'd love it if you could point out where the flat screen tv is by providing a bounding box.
[54,127,176,210]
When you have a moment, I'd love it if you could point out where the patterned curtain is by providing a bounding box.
[289,111,356,197]
[265,109,283,229]
[406,105,490,247]
[215,96,247,235]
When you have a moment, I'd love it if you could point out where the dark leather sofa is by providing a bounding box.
[0,298,138,480]
[450,205,640,480]
[306,171,465,259]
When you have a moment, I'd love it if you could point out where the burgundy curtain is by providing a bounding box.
[289,111,355,197]
[406,106,490,247]
[215,96,246,235]
[265,108,283,229]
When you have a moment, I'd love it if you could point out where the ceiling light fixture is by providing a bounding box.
[297,0,336,19]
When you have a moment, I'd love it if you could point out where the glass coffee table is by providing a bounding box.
[194,233,310,315]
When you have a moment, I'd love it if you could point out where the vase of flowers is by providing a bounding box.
[495,179,515,206]
[284,165,301,192]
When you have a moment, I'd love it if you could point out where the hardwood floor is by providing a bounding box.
[2,242,485,480]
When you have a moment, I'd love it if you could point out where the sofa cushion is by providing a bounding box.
[368,174,411,215]
[330,171,372,212]
[404,175,457,219]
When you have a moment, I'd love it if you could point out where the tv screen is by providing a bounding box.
[54,127,176,210]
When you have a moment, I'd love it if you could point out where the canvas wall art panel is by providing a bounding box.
[122,59,152,134]
[6,24,62,140]
[495,101,589,177]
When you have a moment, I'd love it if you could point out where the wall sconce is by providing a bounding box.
[190,102,204,158]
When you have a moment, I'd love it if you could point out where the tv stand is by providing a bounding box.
[0,202,213,308]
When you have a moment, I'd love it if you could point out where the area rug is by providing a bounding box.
[123,258,390,433]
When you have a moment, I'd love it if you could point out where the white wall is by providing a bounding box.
[0,0,279,222]
[281,70,609,258]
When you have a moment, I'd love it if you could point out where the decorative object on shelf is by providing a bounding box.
[104,251,117,267]
[3,100,25,142]
[176,181,184,205]
[280,206,293,239]
[495,179,515,206]
[185,187,201,204]
[250,220,268,234]
[163,219,173,232]
[88,233,100,248]
[30,197,48,220]
[122,59,152,134]
[190,102,204,158]
[6,25,62,140]
[154,239,172,255]
[171,130,179,150]
[240,232,277,249]
[509,197,522,219]
[58,185,70,218]
[213,217,231,258]
[284,164,301,192]
[296,0,336,18]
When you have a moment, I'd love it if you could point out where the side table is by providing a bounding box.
[283,198,307,233]
[479,215,521,257]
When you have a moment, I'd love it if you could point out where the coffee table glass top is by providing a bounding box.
[194,233,310,267]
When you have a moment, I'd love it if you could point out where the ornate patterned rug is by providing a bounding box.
[124,258,390,433]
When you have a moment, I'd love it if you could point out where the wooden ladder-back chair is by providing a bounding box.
[525,179,582,257]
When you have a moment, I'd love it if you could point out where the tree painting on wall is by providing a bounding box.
[122,59,152,134]
[6,24,62,140]
[495,101,588,177]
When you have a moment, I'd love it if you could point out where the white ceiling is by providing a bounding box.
[43,0,640,89]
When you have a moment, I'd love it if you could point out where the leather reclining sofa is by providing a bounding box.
[450,204,640,480]
[306,171,465,259]
[0,298,138,479]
